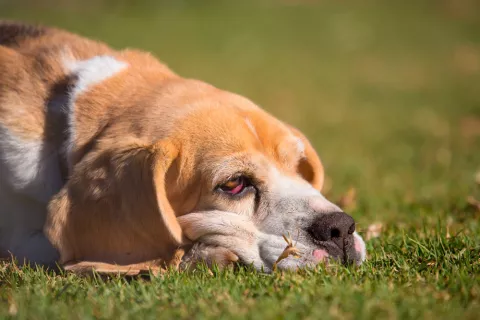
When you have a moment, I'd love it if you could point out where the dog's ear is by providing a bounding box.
[132,139,183,244]
[287,125,325,191]
[44,138,183,265]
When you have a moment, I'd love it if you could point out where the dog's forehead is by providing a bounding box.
[155,83,309,182]
[173,98,303,163]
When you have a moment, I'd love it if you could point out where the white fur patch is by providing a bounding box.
[268,166,341,214]
[269,166,321,197]
[64,55,128,99]
[353,231,367,262]
[63,55,128,168]
[0,125,63,203]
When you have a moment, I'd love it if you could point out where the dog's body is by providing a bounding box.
[0,21,365,273]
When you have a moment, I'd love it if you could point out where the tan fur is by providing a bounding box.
[0,21,329,272]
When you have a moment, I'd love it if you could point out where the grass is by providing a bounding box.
[1,0,480,318]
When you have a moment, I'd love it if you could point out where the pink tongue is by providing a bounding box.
[313,249,329,262]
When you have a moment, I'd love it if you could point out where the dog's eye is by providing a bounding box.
[219,176,249,195]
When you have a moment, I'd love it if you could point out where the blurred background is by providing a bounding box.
[1,0,479,230]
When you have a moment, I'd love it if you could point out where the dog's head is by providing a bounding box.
[154,80,367,271]
[45,54,365,272]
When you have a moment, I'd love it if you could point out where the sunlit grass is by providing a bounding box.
[1,1,479,318]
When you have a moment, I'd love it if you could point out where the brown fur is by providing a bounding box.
[0,21,325,273]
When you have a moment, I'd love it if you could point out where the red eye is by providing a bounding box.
[220,176,246,195]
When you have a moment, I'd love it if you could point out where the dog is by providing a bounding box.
[0,21,366,274]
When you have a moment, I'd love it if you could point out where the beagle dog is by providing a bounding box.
[0,21,366,274]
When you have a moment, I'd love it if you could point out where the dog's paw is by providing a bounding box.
[63,260,165,276]
[180,243,239,270]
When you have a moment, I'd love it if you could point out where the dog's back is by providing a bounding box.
[0,21,49,47]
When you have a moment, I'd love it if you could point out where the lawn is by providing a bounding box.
[1,0,480,319]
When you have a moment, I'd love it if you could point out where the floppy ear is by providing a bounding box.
[44,138,183,266]
[287,125,325,191]
[147,140,183,243]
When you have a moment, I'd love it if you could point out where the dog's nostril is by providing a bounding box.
[330,228,341,239]
[309,212,356,243]
[348,223,355,235]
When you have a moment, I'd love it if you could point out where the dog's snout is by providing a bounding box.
[308,212,355,243]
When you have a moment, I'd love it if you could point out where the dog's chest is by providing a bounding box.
[0,66,77,204]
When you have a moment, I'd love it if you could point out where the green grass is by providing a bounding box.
[1,0,480,318]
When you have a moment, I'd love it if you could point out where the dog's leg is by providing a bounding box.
[0,181,59,267]
[180,243,239,270]
[63,261,166,276]
[0,122,63,267]
[62,248,190,276]
[13,232,59,267]
[178,211,265,269]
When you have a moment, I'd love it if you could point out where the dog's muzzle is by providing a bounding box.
[307,211,363,264]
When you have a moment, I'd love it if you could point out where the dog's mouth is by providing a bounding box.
[310,233,366,265]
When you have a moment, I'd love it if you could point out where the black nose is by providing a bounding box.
[308,212,356,245]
